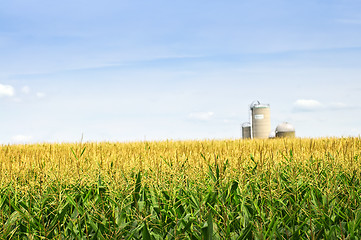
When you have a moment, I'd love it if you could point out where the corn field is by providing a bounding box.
[0,137,361,239]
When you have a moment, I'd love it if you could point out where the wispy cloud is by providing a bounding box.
[36,92,46,98]
[21,86,30,94]
[11,135,32,143]
[294,99,352,112]
[294,99,324,112]
[329,102,348,110]
[336,19,361,25]
[188,112,214,121]
[0,84,15,97]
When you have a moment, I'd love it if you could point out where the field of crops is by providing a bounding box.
[0,137,361,239]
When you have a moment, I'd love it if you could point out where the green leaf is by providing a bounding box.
[65,193,84,216]
[88,215,106,240]
[142,223,152,240]
[71,148,78,161]
[2,211,21,237]
[80,146,86,157]
[202,213,213,240]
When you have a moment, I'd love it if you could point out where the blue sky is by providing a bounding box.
[1,0,361,143]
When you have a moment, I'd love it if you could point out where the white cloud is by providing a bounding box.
[294,99,323,111]
[294,99,352,112]
[36,92,46,98]
[11,135,32,143]
[336,19,361,25]
[188,112,214,121]
[12,98,22,102]
[0,84,15,97]
[329,102,348,109]
[21,86,30,94]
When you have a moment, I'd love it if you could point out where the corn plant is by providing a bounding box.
[0,137,360,238]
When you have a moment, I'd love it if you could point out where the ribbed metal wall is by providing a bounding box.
[276,131,295,138]
[242,123,251,139]
[251,105,271,139]
[275,122,295,138]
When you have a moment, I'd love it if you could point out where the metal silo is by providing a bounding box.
[275,122,295,138]
[250,101,271,139]
[242,122,251,139]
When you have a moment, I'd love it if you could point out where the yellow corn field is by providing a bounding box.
[1,137,360,189]
[0,137,360,238]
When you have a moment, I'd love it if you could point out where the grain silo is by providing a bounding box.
[242,122,251,139]
[250,101,271,139]
[275,122,295,138]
